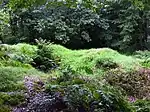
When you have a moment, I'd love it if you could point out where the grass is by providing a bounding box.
[1,43,141,76]
[49,44,140,75]
[132,50,150,68]
[0,67,49,92]
[0,43,141,76]
[0,43,149,111]
[2,43,37,57]
[0,66,51,111]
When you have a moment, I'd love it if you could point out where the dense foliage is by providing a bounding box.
[105,68,150,99]
[0,0,150,51]
[0,43,149,111]
[0,0,150,112]
[13,70,134,112]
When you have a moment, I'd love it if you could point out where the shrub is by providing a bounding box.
[0,105,11,112]
[134,50,150,60]
[6,43,37,64]
[133,100,150,112]
[0,44,34,68]
[95,58,118,70]
[10,43,37,57]
[105,68,150,99]
[0,59,32,68]
[45,72,134,112]
[12,67,135,112]
[49,45,139,75]
[0,67,27,92]
[0,67,44,92]
[141,58,150,68]
[0,92,25,106]
[31,39,58,72]
[133,51,150,68]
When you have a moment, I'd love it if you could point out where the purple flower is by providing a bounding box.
[128,96,136,103]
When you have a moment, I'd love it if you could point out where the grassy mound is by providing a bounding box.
[0,67,49,92]
[49,44,140,75]
[0,44,37,68]
[0,67,50,111]
[1,43,139,75]
[0,43,149,111]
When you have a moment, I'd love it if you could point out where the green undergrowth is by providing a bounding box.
[1,43,141,75]
[0,66,50,111]
[1,43,37,57]
[133,50,150,68]
[0,67,48,92]
[0,43,149,111]
[46,72,135,112]
[0,44,37,68]
[0,92,25,111]
[133,100,150,112]
[49,44,140,75]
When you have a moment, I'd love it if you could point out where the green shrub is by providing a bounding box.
[95,58,118,70]
[31,39,58,72]
[0,92,25,112]
[141,58,150,68]
[0,67,28,92]
[0,44,35,68]
[134,51,150,60]
[7,44,37,64]
[133,51,150,68]
[0,105,11,112]
[46,71,134,112]
[134,100,150,112]
[0,92,25,106]
[0,59,32,68]
[11,43,37,57]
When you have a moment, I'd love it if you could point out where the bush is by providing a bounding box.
[95,58,118,70]
[0,44,35,68]
[49,45,139,75]
[0,67,27,92]
[0,105,11,112]
[141,58,150,68]
[105,68,150,99]
[0,92,25,106]
[134,51,150,60]
[0,67,44,92]
[6,43,37,64]
[13,69,134,112]
[45,72,134,112]
[134,100,150,112]
[31,39,58,72]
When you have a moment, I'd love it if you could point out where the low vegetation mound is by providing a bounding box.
[105,68,150,100]
[0,43,149,111]
[49,44,140,75]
